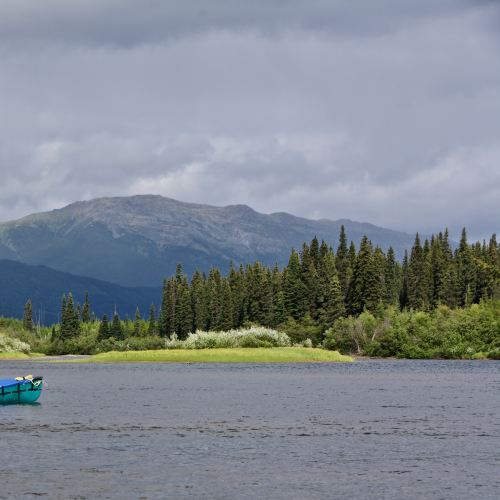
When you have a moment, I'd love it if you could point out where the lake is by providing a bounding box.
[0,359,499,499]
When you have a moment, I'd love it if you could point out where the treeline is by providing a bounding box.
[11,225,500,354]
[50,228,500,332]
[148,226,500,337]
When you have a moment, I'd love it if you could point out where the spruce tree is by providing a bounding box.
[64,293,80,339]
[98,314,110,342]
[347,236,381,314]
[438,229,458,308]
[23,299,34,332]
[457,228,476,306]
[400,250,409,309]
[218,283,234,332]
[408,233,428,310]
[134,307,141,336]
[190,269,204,332]
[309,236,320,270]
[325,275,345,326]
[178,276,193,338]
[261,266,274,327]
[486,234,500,300]
[373,246,387,306]
[335,225,349,298]
[82,291,90,323]
[111,312,123,340]
[60,294,67,338]
[148,303,156,336]
[385,247,399,307]
[284,250,302,320]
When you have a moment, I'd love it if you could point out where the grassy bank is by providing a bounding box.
[0,352,30,360]
[65,347,354,363]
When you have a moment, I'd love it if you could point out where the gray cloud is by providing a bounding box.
[0,0,499,243]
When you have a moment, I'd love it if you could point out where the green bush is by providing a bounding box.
[323,300,500,358]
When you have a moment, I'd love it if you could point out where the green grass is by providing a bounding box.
[0,352,30,360]
[66,347,354,363]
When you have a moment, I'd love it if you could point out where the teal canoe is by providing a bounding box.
[0,375,43,404]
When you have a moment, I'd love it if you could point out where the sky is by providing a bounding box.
[0,0,499,242]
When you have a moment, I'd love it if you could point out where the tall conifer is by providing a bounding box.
[335,225,349,298]
[82,291,90,323]
[23,300,33,332]
[148,303,156,336]
[134,307,141,336]
[98,314,110,342]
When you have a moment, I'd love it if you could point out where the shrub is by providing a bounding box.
[0,333,30,354]
[164,326,292,349]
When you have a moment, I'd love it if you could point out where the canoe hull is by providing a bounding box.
[0,380,42,404]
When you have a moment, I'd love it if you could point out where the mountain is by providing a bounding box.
[0,195,423,287]
[0,260,161,325]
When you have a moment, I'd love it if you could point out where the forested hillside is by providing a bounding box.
[0,260,160,325]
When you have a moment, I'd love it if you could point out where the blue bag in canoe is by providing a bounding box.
[0,375,43,404]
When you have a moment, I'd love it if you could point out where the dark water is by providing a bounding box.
[0,360,499,499]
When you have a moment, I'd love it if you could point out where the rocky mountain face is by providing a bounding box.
[0,195,420,287]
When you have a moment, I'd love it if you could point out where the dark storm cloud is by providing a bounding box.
[0,1,485,46]
[0,0,499,243]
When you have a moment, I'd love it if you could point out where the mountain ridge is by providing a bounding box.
[0,259,161,325]
[0,194,429,287]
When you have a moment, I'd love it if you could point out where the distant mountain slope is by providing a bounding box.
[0,260,160,325]
[0,195,422,287]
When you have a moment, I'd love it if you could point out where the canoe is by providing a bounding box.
[0,375,43,404]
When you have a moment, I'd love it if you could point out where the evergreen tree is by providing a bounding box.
[148,303,156,336]
[284,250,302,320]
[60,294,67,338]
[315,248,336,324]
[400,249,409,309]
[457,228,476,306]
[408,233,428,310]
[23,299,33,332]
[157,306,165,337]
[325,275,345,326]
[442,229,458,308]
[486,234,500,300]
[190,269,204,332]
[347,240,357,296]
[373,246,387,305]
[347,236,382,314]
[61,293,79,340]
[309,236,320,270]
[98,314,110,342]
[66,293,80,339]
[385,247,399,307]
[218,283,234,331]
[335,225,349,298]
[134,307,141,336]
[261,266,274,327]
[81,291,90,323]
[178,276,193,338]
[111,312,123,340]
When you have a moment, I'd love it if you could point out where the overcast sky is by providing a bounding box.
[0,0,499,242]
